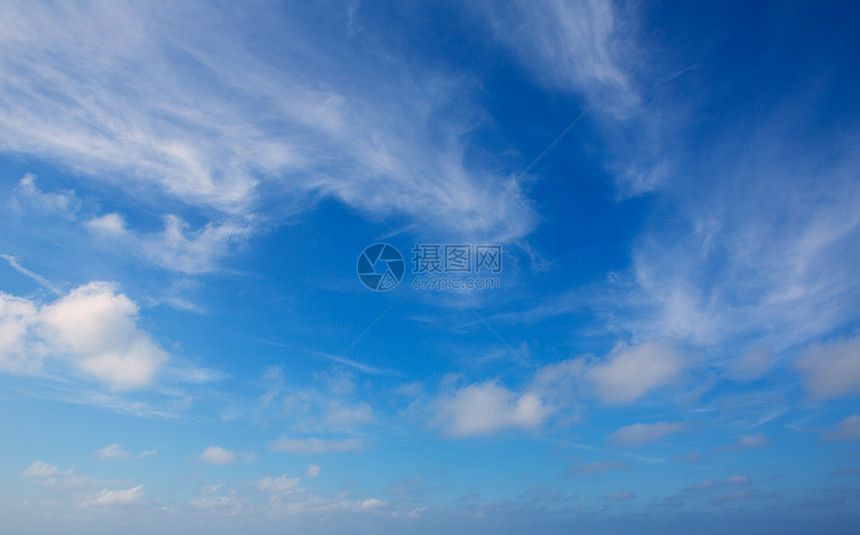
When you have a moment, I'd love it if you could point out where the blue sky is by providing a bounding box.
[1,1,860,533]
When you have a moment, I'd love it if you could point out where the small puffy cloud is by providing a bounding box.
[737,433,770,449]
[87,212,252,274]
[586,340,686,404]
[269,435,366,455]
[254,474,301,493]
[324,402,374,428]
[0,293,40,373]
[717,433,770,452]
[95,444,131,460]
[0,283,169,390]
[12,174,80,218]
[305,464,321,478]
[825,414,860,441]
[198,446,237,465]
[198,483,224,496]
[38,282,168,390]
[795,334,860,399]
[608,421,684,448]
[21,461,90,488]
[85,212,127,236]
[431,380,550,437]
[22,461,59,477]
[605,490,634,500]
[136,448,158,459]
[81,485,144,507]
[567,461,630,476]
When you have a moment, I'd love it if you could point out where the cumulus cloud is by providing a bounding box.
[585,340,686,404]
[21,461,59,477]
[718,433,770,452]
[431,380,550,437]
[824,414,860,441]
[324,402,375,428]
[95,444,131,460]
[608,421,684,448]
[11,174,81,218]
[198,446,239,465]
[136,448,158,459]
[86,213,252,274]
[0,283,168,389]
[737,433,770,449]
[254,474,301,493]
[80,485,144,507]
[304,464,321,478]
[795,334,860,399]
[268,436,366,455]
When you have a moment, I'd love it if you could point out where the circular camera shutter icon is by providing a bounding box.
[357,243,405,291]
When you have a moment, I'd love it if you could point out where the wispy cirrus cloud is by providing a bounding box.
[0,0,538,256]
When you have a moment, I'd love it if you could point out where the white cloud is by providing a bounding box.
[86,213,253,274]
[20,461,95,488]
[198,446,237,465]
[607,132,860,352]
[795,334,860,399]
[264,488,387,515]
[21,461,58,477]
[474,0,672,197]
[0,293,40,374]
[825,414,860,441]
[38,282,167,390]
[84,212,126,236]
[324,402,375,428]
[608,421,684,448]
[0,1,537,252]
[1,254,61,295]
[304,464,321,478]
[585,339,686,404]
[476,0,636,113]
[254,474,301,493]
[80,485,144,507]
[0,283,168,389]
[136,448,158,459]
[719,432,770,452]
[11,174,80,218]
[431,380,550,437]
[95,444,131,460]
[737,433,769,449]
[268,436,366,455]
